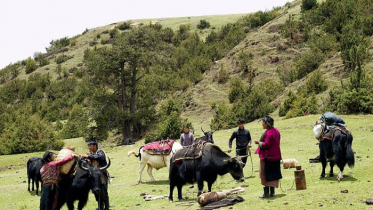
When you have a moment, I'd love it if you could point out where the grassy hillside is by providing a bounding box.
[0,114,372,209]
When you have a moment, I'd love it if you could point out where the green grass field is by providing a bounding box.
[0,114,372,209]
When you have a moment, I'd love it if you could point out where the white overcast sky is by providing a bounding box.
[0,0,290,69]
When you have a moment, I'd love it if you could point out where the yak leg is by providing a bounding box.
[28,177,31,192]
[177,185,183,200]
[138,162,146,183]
[147,164,156,182]
[32,178,35,191]
[207,181,213,193]
[197,177,204,196]
[169,184,175,202]
[320,155,327,178]
[329,161,335,177]
[78,193,89,210]
[35,181,38,195]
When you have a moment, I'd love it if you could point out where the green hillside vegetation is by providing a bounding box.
[1,0,373,155]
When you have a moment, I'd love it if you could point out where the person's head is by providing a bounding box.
[183,125,190,133]
[237,119,245,129]
[42,151,55,162]
[87,140,98,152]
[262,115,274,129]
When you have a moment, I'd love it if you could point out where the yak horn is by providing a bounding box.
[201,127,205,133]
[100,157,111,171]
[78,159,89,171]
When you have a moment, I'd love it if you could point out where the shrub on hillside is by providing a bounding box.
[55,54,69,64]
[228,78,244,103]
[301,0,318,12]
[60,104,89,139]
[197,19,211,29]
[210,101,236,130]
[46,37,70,52]
[25,57,38,74]
[0,115,63,155]
[239,9,281,29]
[279,91,297,117]
[304,70,328,94]
[109,29,119,38]
[117,21,131,30]
[217,66,229,84]
[293,49,325,79]
[39,58,50,67]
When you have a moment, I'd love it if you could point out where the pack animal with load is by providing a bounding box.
[168,141,245,201]
[313,112,355,181]
[128,139,183,183]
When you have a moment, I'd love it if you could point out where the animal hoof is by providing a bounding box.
[329,173,334,177]
[320,174,325,178]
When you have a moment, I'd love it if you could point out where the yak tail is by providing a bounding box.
[346,131,355,168]
[127,146,143,161]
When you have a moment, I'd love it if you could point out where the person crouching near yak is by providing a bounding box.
[254,115,282,198]
[40,151,78,210]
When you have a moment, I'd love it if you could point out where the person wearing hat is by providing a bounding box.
[254,115,282,198]
[180,125,194,147]
[228,119,252,168]
[40,151,77,210]
[81,140,110,210]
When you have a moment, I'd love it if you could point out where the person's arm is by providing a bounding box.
[247,130,252,146]
[259,131,273,149]
[180,134,184,146]
[88,150,106,162]
[229,131,236,149]
[49,154,74,166]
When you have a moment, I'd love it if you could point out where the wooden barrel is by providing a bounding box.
[294,165,307,190]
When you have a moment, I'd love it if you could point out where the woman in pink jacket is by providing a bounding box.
[39,151,77,210]
[254,115,282,198]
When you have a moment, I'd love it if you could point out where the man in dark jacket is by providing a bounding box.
[82,140,109,210]
[228,119,252,168]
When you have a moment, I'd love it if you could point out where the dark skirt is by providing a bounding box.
[259,159,282,187]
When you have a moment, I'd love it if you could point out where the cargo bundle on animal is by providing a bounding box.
[313,112,355,181]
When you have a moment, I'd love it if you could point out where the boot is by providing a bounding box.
[270,187,275,197]
[259,187,269,198]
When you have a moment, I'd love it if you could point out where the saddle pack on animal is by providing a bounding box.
[172,140,210,163]
[314,112,349,141]
[142,139,175,155]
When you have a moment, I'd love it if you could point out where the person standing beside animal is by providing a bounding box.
[228,119,252,167]
[254,115,282,198]
[39,151,77,210]
[180,125,194,147]
[81,140,110,210]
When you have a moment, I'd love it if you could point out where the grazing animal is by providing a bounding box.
[169,143,245,201]
[27,157,44,195]
[128,141,183,183]
[195,127,215,144]
[314,121,355,181]
[56,158,111,210]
